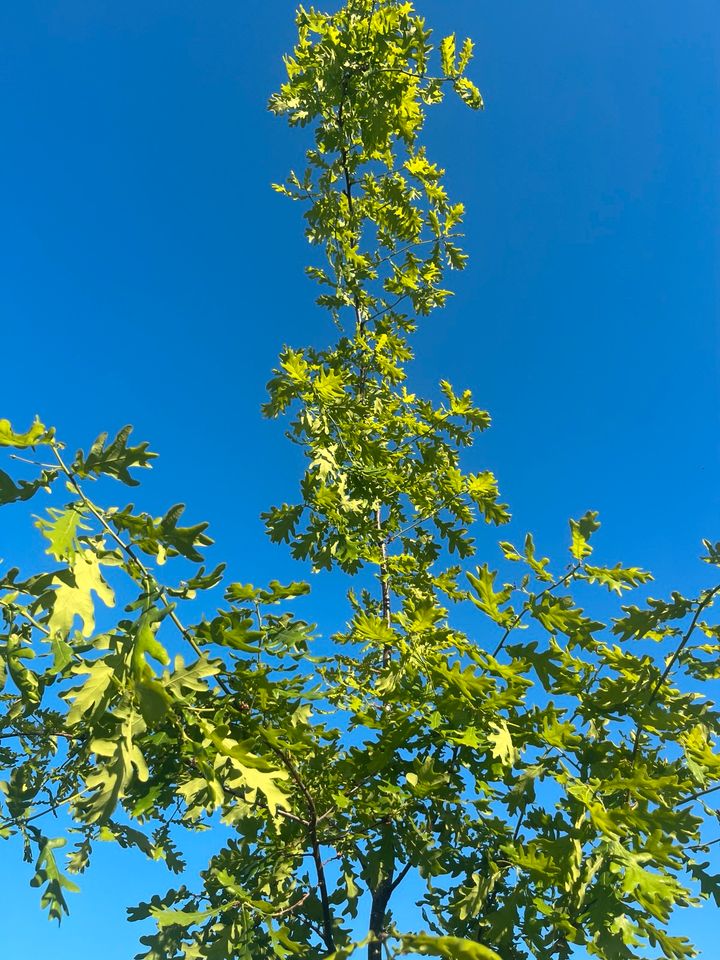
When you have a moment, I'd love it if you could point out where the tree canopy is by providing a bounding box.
[1,2,720,959]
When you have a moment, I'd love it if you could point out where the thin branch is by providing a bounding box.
[678,781,720,807]
[367,68,453,82]
[689,836,720,853]
[388,861,412,894]
[372,235,455,270]
[277,807,310,827]
[270,890,311,918]
[629,584,720,769]
[366,295,408,324]
[490,563,582,660]
[9,453,58,470]
[388,411,452,456]
[0,598,51,637]
[386,488,458,546]
[0,789,85,832]
[337,95,363,330]
[0,729,78,741]
[261,740,336,952]
[49,442,219,680]
[648,584,720,707]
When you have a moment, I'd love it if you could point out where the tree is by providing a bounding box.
[1,1,719,958]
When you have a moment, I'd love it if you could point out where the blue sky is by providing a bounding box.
[1,0,718,956]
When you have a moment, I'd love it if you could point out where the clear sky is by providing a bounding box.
[1,0,718,956]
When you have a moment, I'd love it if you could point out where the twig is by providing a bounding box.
[0,729,77,741]
[628,584,720,769]
[372,236,456,270]
[490,563,581,660]
[277,808,310,827]
[0,598,51,637]
[366,295,408,323]
[0,789,85,832]
[689,836,720,853]
[270,890,311,918]
[9,454,58,470]
[678,781,720,807]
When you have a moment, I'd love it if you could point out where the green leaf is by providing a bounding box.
[583,562,652,595]
[151,904,224,929]
[131,607,171,676]
[74,425,156,486]
[569,510,600,559]
[353,612,396,645]
[0,416,50,448]
[0,468,55,505]
[107,502,213,563]
[36,505,87,561]
[440,35,457,77]
[613,592,693,642]
[64,659,116,725]
[314,368,346,403]
[454,77,484,110]
[50,636,73,674]
[688,861,720,908]
[48,551,115,638]
[30,837,80,921]
[82,716,149,822]
[466,565,514,626]
[400,934,501,960]
[262,503,304,544]
[487,720,516,766]
[226,579,311,605]
[458,37,475,73]
[210,733,290,823]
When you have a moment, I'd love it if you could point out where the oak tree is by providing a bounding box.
[2,2,720,958]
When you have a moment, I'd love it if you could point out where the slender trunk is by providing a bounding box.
[339,76,398,960]
[367,864,411,960]
[375,506,391,667]
[368,878,393,960]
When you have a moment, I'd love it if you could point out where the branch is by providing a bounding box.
[9,453,58,470]
[261,739,336,952]
[490,563,582,660]
[366,295,408,324]
[629,584,720,769]
[372,235,457,270]
[689,835,720,853]
[270,890,311,918]
[678,781,720,807]
[0,729,78,741]
[389,861,412,894]
[49,442,228,690]
[276,807,310,827]
[0,788,86,832]
[48,444,342,947]
[209,731,335,949]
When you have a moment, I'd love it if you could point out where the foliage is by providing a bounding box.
[2,2,720,959]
